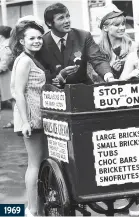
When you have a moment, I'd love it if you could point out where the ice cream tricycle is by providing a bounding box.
[38,80,139,216]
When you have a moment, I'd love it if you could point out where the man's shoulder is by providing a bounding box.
[43,31,51,39]
[71,28,90,36]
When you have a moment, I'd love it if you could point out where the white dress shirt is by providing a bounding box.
[51,31,68,51]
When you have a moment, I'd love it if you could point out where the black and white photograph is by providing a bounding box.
[1,0,139,216]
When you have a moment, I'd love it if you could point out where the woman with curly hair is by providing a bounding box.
[10,19,48,216]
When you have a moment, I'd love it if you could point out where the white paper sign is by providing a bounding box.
[94,83,139,109]
[48,137,69,163]
[43,118,69,140]
[93,127,139,186]
[42,91,66,110]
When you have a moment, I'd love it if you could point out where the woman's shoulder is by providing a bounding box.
[12,53,31,74]
[14,52,32,66]
[17,52,31,61]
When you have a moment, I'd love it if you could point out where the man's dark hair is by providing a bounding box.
[0,26,12,38]
[44,3,69,29]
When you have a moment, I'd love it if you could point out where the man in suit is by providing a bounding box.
[36,2,115,85]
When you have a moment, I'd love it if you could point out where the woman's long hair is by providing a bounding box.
[99,15,132,61]
[9,21,44,61]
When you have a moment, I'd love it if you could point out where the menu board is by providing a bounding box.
[93,127,139,186]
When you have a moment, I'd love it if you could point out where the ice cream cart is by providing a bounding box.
[38,80,139,216]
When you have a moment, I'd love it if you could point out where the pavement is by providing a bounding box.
[0,109,139,216]
[0,108,27,204]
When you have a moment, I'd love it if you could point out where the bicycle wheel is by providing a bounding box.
[38,158,71,216]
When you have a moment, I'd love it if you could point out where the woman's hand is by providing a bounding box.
[112,60,122,72]
[22,122,32,138]
[60,65,79,79]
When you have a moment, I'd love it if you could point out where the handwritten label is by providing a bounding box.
[42,91,66,110]
[94,83,139,109]
[93,127,139,186]
[48,137,69,163]
[43,118,69,140]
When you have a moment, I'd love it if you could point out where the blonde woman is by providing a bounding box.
[99,11,134,79]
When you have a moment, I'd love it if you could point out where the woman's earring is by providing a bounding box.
[19,39,24,46]
[103,25,108,32]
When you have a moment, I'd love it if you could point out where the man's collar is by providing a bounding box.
[51,31,68,44]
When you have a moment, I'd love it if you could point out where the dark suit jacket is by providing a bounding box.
[36,28,111,84]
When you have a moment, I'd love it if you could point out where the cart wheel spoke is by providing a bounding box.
[38,159,71,216]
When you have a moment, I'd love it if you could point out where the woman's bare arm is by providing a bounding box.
[15,56,31,128]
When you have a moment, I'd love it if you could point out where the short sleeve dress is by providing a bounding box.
[11,52,46,132]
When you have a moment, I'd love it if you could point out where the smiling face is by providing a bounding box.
[50,10,71,37]
[109,17,126,38]
[20,28,43,55]
[104,16,126,39]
